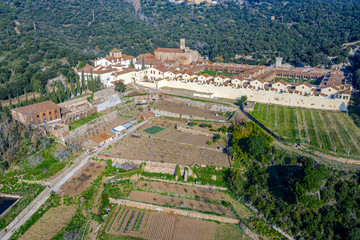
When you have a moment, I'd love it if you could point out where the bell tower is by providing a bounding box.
[180,38,186,50]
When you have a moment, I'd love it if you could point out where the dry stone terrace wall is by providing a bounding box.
[139,81,349,111]
[103,157,196,177]
[163,95,236,112]
[66,105,135,141]
[152,109,219,121]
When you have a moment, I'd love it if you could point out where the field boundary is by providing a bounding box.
[109,198,240,224]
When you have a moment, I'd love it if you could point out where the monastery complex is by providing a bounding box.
[76,39,353,111]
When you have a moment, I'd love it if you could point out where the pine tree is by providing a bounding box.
[32,92,36,103]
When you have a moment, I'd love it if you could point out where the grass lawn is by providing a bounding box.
[143,126,165,134]
[249,103,360,157]
[200,70,234,77]
[69,112,101,130]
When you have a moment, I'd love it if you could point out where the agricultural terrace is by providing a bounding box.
[60,161,106,196]
[19,205,77,240]
[155,100,229,121]
[108,135,230,167]
[249,103,360,156]
[135,180,252,218]
[143,126,164,134]
[137,118,227,149]
[136,180,227,201]
[106,206,217,240]
[71,111,139,144]
[128,190,235,217]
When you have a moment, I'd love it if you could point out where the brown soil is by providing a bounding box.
[109,135,229,167]
[20,205,77,240]
[129,190,234,217]
[156,101,228,121]
[136,181,227,201]
[106,206,216,240]
[138,119,225,149]
[60,161,106,196]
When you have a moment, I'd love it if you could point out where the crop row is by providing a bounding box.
[250,103,360,155]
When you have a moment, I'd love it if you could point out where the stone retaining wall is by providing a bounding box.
[152,109,226,122]
[164,95,236,112]
[66,105,135,141]
[139,81,348,111]
[104,157,195,178]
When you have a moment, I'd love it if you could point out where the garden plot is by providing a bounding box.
[20,205,77,240]
[109,135,229,167]
[136,180,227,201]
[71,115,134,144]
[156,101,228,121]
[60,161,106,196]
[129,190,235,217]
[249,103,360,156]
[138,120,225,149]
[106,206,217,240]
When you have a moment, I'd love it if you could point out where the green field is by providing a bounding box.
[143,126,165,134]
[249,103,360,156]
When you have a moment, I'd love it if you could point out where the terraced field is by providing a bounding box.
[249,103,360,156]
[106,206,217,240]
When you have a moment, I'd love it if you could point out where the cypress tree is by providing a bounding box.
[25,90,28,104]
[129,59,135,68]
[141,57,145,70]
[70,78,76,97]
[76,76,81,95]
[8,95,12,108]
[81,71,86,91]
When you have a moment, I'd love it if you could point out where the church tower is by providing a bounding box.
[180,38,186,50]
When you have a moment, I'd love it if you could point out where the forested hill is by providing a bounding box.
[1,0,360,99]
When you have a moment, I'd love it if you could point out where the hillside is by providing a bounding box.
[0,0,360,100]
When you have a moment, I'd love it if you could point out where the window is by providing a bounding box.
[43,113,45,117]
[55,115,58,119]
[49,111,52,115]
[38,120,40,124]
[50,117,52,121]
[37,115,39,119]
[55,110,57,114]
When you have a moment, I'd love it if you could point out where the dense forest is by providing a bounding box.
[226,121,360,240]
[0,0,360,99]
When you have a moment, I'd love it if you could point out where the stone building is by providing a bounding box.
[154,39,199,65]
[11,101,61,125]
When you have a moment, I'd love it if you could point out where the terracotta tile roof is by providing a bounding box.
[91,133,113,144]
[12,101,59,116]
[110,48,121,53]
[155,48,185,53]
[154,65,169,72]
[77,64,95,73]
[296,82,312,88]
